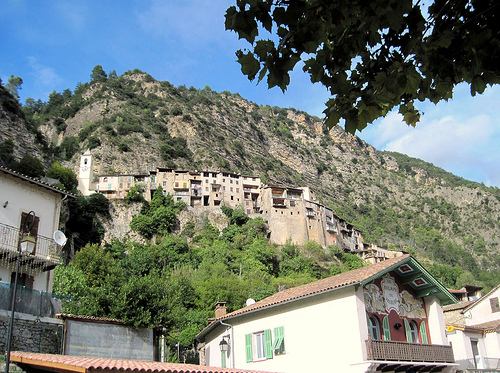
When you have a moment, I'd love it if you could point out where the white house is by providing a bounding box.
[0,165,75,294]
[197,254,459,373]
[444,283,500,372]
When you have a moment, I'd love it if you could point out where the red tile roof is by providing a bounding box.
[10,352,278,373]
[221,254,411,320]
[197,255,413,340]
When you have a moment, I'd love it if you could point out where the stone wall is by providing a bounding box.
[0,311,63,355]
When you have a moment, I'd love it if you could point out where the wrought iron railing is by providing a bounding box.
[366,339,455,363]
[0,222,63,264]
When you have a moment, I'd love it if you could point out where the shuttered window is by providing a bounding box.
[245,334,253,362]
[264,329,273,359]
[245,327,285,362]
[404,318,412,343]
[420,321,429,344]
[382,316,391,341]
[272,326,285,354]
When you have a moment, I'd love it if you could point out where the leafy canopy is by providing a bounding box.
[225,0,500,133]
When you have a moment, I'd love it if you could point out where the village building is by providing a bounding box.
[0,165,75,294]
[0,165,76,358]
[76,151,403,261]
[197,254,458,373]
[443,284,500,372]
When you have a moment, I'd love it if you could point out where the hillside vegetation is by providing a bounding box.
[1,68,499,291]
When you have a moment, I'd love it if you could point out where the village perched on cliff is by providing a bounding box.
[77,150,404,264]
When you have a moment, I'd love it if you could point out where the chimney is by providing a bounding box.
[215,301,227,319]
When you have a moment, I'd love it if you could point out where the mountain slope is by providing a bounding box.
[1,69,499,281]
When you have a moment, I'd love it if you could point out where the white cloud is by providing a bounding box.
[136,1,230,48]
[27,57,63,87]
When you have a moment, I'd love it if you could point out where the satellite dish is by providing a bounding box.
[246,298,256,307]
[53,230,67,247]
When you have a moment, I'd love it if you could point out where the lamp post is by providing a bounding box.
[4,211,36,373]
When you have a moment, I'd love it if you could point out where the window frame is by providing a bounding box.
[367,315,381,340]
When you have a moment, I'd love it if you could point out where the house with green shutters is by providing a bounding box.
[197,254,459,373]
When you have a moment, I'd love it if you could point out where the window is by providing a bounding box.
[419,321,429,344]
[404,319,419,343]
[272,326,285,355]
[255,332,266,360]
[491,297,500,313]
[367,315,381,340]
[245,327,284,362]
[382,316,391,340]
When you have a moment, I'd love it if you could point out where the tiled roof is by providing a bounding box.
[462,283,500,313]
[442,300,476,312]
[470,319,500,331]
[222,254,411,320]
[10,352,277,373]
[197,255,412,340]
[0,165,76,198]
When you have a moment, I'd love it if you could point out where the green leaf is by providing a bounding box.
[237,51,261,80]
[471,75,487,96]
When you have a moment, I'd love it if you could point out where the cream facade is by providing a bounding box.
[444,284,500,371]
[197,255,458,373]
[0,166,75,293]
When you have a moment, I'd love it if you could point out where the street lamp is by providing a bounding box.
[4,211,36,373]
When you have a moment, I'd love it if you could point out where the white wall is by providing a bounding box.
[466,287,500,325]
[204,286,372,373]
[0,172,64,292]
[424,295,449,345]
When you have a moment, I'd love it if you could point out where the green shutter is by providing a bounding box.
[404,318,412,343]
[272,326,285,353]
[382,316,391,341]
[264,329,273,359]
[245,334,253,362]
[221,350,226,368]
[420,321,429,344]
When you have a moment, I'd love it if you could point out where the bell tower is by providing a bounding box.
[77,149,95,195]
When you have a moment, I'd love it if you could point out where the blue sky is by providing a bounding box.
[1,0,499,187]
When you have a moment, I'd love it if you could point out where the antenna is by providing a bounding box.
[246,298,256,307]
[53,230,67,247]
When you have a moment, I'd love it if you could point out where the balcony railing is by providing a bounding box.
[366,339,455,363]
[0,223,63,269]
[0,281,63,317]
[458,357,500,371]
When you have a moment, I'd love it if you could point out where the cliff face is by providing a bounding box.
[0,86,43,164]
[1,71,499,273]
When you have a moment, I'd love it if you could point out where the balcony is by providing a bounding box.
[366,339,455,364]
[0,223,63,271]
[457,357,500,371]
[272,198,286,207]
[0,281,63,317]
